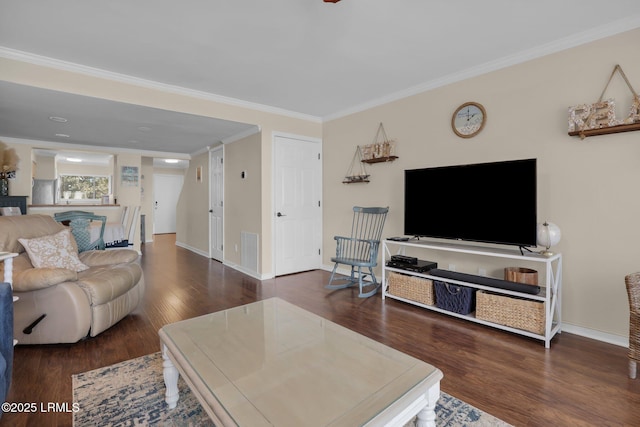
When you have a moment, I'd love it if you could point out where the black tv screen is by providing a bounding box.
[404,159,537,247]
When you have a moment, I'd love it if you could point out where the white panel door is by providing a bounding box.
[209,147,224,261]
[274,135,322,276]
[153,174,183,234]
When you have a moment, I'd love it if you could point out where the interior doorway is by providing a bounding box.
[273,134,322,276]
[153,174,184,234]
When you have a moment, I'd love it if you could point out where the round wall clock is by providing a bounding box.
[451,102,486,138]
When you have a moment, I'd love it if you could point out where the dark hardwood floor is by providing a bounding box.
[3,234,639,426]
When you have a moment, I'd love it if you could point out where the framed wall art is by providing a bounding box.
[121,166,139,187]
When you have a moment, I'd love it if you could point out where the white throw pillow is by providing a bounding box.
[19,228,89,272]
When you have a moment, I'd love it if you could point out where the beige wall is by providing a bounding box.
[224,133,262,268]
[175,156,207,252]
[323,28,640,340]
[175,134,262,269]
[57,161,112,177]
[33,153,55,179]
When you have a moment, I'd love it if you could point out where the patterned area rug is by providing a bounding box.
[72,352,511,427]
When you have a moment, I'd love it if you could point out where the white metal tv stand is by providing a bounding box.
[382,239,562,348]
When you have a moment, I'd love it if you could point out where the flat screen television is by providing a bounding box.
[404,158,537,247]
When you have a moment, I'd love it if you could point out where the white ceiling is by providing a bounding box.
[1,0,639,158]
[0,80,258,158]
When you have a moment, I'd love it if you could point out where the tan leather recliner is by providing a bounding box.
[0,214,145,344]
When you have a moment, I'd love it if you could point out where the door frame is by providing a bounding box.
[209,145,224,261]
[271,131,323,276]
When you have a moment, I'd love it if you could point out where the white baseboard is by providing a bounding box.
[223,261,274,281]
[175,240,209,258]
[561,323,628,348]
[175,241,274,280]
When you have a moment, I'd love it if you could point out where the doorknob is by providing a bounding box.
[209,209,213,213]
[276,212,286,217]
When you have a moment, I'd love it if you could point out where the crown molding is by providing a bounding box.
[1,135,191,160]
[2,15,639,124]
[323,16,640,121]
[191,145,215,157]
[221,125,261,145]
[0,47,322,124]
[188,125,262,155]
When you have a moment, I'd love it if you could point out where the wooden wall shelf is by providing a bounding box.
[342,175,370,184]
[362,156,398,164]
[569,122,640,139]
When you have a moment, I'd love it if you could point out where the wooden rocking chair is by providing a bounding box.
[326,206,389,298]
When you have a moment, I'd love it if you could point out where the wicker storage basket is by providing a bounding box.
[387,272,435,306]
[434,281,476,315]
[476,291,545,335]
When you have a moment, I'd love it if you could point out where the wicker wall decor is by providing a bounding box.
[361,123,398,163]
[568,64,640,139]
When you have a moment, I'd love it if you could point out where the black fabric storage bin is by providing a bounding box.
[434,280,477,315]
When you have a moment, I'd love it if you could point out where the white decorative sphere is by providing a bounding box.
[537,222,561,248]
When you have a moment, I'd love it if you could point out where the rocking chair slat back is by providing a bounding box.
[327,206,389,298]
[348,206,388,262]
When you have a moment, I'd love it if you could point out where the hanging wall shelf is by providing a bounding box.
[568,122,640,138]
[361,156,398,164]
[361,123,398,163]
[343,146,370,184]
[567,64,640,139]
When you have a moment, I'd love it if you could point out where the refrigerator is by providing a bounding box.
[32,179,57,205]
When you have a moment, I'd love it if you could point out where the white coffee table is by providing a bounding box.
[159,298,443,426]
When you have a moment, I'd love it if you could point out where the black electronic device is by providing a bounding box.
[391,254,418,265]
[404,158,537,247]
[386,259,437,273]
[387,236,410,241]
[429,268,540,295]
